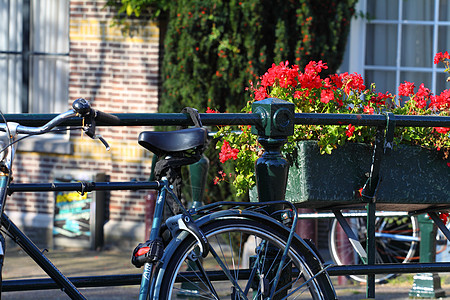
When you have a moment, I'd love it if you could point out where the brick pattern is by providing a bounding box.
[8,1,160,225]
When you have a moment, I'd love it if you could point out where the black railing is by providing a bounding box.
[3,111,450,127]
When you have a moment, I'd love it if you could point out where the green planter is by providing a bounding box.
[253,141,450,211]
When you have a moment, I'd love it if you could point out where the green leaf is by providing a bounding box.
[126,3,134,15]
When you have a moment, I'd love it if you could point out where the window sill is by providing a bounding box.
[17,134,73,155]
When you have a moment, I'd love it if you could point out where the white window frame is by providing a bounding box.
[0,0,71,154]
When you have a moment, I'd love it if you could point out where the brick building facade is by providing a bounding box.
[7,1,160,248]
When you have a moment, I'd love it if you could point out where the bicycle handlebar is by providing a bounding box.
[0,98,119,136]
[72,98,120,125]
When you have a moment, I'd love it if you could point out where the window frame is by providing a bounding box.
[346,0,450,95]
[0,0,71,154]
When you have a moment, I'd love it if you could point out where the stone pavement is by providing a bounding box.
[1,246,449,299]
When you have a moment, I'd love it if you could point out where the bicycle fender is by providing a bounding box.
[162,209,323,267]
[196,209,327,264]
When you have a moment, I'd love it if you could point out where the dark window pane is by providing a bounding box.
[400,71,432,90]
[403,0,434,21]
[401,25,433,68]
[365,70,396,95]
[367,0,399,20]
[366,24,398,66]
[439,0,450,21]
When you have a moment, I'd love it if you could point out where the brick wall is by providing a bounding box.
[7,0,160,247]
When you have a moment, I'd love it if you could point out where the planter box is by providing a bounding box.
[253,141,450,211]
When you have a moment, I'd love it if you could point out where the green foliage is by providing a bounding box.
[106,0,360,200]
[105,0,169,21]
[110,0,358,113]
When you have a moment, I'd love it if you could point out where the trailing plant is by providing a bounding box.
[210,54,450,196]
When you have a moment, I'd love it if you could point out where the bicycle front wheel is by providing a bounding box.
[152,216,336,299]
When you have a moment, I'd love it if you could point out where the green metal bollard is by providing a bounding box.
[251,98,294,299]
[189,154,210,209]
[409,214,445,298]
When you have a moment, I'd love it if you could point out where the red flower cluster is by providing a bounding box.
[340,72,365,95]
[415,83,431,109]
[430,89,450,111]
[398,81,415,97]
[206,107,219,113]
[397,81,449,132]
[434,51,450,64]
[219,141,239,163]
[369,92,392,107]
[439,212,449,224]
[260,61,300,89]
[252,60,366,106]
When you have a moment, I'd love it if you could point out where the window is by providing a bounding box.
[344,0,450,96]
[0,0,69,114]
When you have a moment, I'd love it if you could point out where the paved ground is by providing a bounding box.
[1,246,449,299]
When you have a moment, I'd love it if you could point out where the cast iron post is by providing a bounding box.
[251,98,294,299]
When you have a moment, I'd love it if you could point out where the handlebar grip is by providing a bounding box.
[94,110,120,125]
[72,98,120,125]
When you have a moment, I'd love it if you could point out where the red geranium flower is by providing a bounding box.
[346,124,355,137]
[364,105,375,115]
[320,89,334,104]
[206,107,219,113]
[434,51,450,64]
[219,141,239,163]
[435,127,450,134]
[398,81,415,97]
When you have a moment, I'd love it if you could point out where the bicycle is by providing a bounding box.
[0,99,337,299]
[328,210,419,284]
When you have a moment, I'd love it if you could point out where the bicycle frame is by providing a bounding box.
[0,128,88,299]
[138,178,169,300]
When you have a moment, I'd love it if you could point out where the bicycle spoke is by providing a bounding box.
[209,242,248,299]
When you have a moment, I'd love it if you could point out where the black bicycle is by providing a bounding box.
[0,99,336,299]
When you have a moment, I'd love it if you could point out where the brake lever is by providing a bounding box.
[73,98,113,151]
[82,114,111,151]
[97,135,110,151]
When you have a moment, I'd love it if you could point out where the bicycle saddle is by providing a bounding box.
[138,127,207,157]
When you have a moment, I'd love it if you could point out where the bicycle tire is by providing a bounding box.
[152,215,336,299]
[329,213,419,284]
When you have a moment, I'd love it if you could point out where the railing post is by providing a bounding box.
[251,98,294,299]
[251,98,295,207]
[409,214,445,298]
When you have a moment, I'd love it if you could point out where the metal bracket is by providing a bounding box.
[382,112,396,155]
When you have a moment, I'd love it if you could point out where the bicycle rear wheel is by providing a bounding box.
[329,213,419,284]
[153,216,336,299]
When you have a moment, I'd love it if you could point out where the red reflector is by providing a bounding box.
[135,247,150,257]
